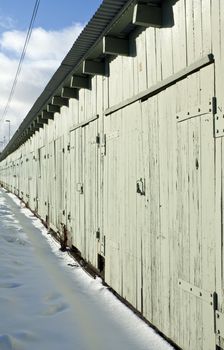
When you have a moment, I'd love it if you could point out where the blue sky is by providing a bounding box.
[0,0,102,147]
[0,0,102,32]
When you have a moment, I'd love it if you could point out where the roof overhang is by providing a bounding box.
[0,0,162,161]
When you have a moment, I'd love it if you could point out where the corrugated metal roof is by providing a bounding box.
[1,0,154,160]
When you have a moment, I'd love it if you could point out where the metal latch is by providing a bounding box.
[76,183,84,194]
[136,178,145,195]
[101,134,106,156]
[96,228,100,239]
[96,133,100,145]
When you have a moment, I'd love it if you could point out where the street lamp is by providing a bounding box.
[5,120,11,143]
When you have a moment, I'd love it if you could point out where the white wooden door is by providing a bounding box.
[38,146,47,220]
[28,151,36,212]
[104,102,143,309]
[175,64,216,350]
[70,120,99,266]
[48,141,56,228]
[177,113,216,350]
[70,128,84,253]
[55,136,65,230]
[82,120,99,267]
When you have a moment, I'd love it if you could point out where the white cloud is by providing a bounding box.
[0,23,83,149]
[0,15,16,30]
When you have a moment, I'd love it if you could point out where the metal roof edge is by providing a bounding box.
[0,0,136,162]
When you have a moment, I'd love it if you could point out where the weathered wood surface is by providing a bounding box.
[0,1,224,349]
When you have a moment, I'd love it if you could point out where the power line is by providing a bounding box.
[0,0,40,129]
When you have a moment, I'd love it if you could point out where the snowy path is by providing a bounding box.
[0,189,174,350]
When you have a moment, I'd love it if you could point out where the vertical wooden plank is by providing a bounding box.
[81,127,86,258]
[70,131,76,246]
[84,124,90,261]
[186,68,201,350]
[104,110,122,295]
[91,76,97,117]
[218,7,224,340]
[172,0,187,72]
[158,89,170,335]
[137,31,147,92]
[176,118,190,350]
[83,120,98,267]
[134,101,143,312]
[175,67,191,348]
[188,116,202,350]
[99,80,105,259]
[155,29,162,82]
[201,0,212,55]
[140,98,152,320]
[160,3,174,79]
[130,102,138,307]
[79,89,85,124]
[166,84,178,344]
[145,28,157,87]
[108,56,123,107]
[200,113,216,350]
[198,64,215,349]
[122,55,134,100]
[186,0,195,65]
[131,28,147,95]
[84,88,91,120]
[120,108,127,300]
[210,6,223,348]
[193,0,203,60]
[147,95,160,328]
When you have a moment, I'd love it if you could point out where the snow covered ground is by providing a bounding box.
[0,188,174,350]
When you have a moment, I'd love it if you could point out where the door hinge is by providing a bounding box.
[62,148,65,153]
[101,134,106,156]
[213,292,224,339]
[215,310,224,338]
[213,97,224,138]
[96,133,100,146]
[67,144,70,152]
[178,280,224,339]
[212,96,217,115]
[178,279,214,306]
[67,213,71,221]
[96,228,100,240]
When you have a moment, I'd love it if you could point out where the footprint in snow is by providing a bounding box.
[0,332,36,350]
[43,292,62,302]
[0,282,22,289]
[0,334,20,350]
[42,302,69,316]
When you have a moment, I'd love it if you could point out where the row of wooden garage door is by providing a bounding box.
[3,61,222,350]
[56,62,221,350]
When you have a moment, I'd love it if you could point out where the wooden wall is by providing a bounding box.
[1,1,224,349]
